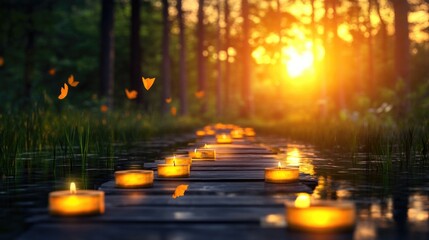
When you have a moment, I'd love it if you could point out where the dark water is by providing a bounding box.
[259,136,429,240]
[1,134,428,239]
[0,134,195,239]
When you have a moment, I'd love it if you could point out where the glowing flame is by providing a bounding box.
[204,144,208,148]
[70,182,77,194]
[277,162,282,168]
[295,193,310,208]
[173,160,176,166]
[194,149,197,153]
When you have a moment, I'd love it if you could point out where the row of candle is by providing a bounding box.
[48,124,356,233]
[48,146,217,217]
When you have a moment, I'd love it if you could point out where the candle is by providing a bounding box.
[264,162,299,183]
[205,129,216,136]
[115,170,154,188]
[49,182,104,216]
[230,129,244,139]
[196,130,205,137]
[158,161,190,178]
[285,193,356,232]
[165,155,192,166]
[189,148,216,160]
[216,134,233,144]
[244,127,256,137]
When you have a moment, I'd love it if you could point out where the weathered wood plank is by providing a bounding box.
[99,180,313,195]
[19,223,355,240]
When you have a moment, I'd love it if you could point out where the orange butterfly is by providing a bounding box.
[195,90,205,99]
[125,88,138,99]
[0,56,4,66]
[171,106,177,116]
[142,77,155,90]
[68,75,79,87]
[48,68,56,76]
[172,184,188,199]
[58,83,68,100]
[165,97,172,103]
[100,104,108,112]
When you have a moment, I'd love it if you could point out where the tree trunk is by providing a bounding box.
[161,0,171,114]
[24,4,35,104]
[216,0,222,116]
[241,0,251,117]
[100,0,115,108]
[391,0,410,113]
[197,0,206,114]
[367,0,375,98]
[177,0,188,116]
[374,0,389,87]
[223,0,230,115]
[331,0,345,109]
[130,0,144,106]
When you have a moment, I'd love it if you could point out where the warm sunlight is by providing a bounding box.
[282,46,314,78]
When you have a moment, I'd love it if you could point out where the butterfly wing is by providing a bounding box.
[58,83,68,100]
[68,75,79,87]
[142,77,155,90]
[172,184,188,199]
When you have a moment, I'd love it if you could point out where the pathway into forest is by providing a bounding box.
[17,133,362,240]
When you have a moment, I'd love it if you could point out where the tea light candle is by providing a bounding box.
[189,148,216,160]
[158,162,190,178]
[115,170,154,188]
[216,134,233,144]
[285,193,356,232]
[230,129,244,139]
[244,127,256,137]
[205,129,216,136]
[264,162,299,183]
[165,155,192,166]
[49,182,104,216]
[196,130,205,137]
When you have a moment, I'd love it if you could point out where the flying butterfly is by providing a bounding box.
[58,83,68,100]
[125,88,138,99]
[68,75,79,87]
[142,77,155,90]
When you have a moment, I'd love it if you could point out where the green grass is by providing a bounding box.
[0,108,203,178]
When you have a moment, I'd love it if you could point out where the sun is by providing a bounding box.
[282,43,315,78]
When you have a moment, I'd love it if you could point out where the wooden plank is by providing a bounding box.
[19,223,355,240]
[99,180,313,195]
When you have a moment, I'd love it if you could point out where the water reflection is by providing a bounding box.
[277,145,315,176]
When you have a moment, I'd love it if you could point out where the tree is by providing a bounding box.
[391,0,410,112]
[197,0,206,114]
[100,0,115,108]
[130,0,144,106]
[177,0,188,115]
[161,0,171,114]
[223,0,231,115]
[241,0,251,117]
[216,0,222,116]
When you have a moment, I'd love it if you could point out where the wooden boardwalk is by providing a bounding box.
[18,136,360,240]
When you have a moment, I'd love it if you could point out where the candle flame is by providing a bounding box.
[294,193,310,208]
[194,149,197,153]
[278,162,282,168]
[204,144,208,148]
[70,182,77,194]
[173,160,176,166]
